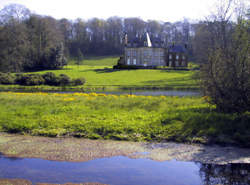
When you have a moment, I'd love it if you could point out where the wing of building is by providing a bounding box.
[122,32,188,68]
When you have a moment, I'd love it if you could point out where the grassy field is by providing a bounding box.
[0,56,198,91]
[0,92,249,146]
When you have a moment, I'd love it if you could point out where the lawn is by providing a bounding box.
[0,92,249,146]
[0,56,199,91]
[32,56,198,90]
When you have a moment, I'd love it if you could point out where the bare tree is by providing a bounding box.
[0,4,30,24]
[200,0,250,113]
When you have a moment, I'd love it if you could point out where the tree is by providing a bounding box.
[0,4,30,24]
[200,0,250,113]
[75,48,84,67]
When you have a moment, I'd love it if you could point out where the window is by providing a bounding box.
[127,51,130,56]
[133,51,136,57]
[133,59,136,65]
[144,51,147,56]
[176,61,179,67]
[182,56,185,60]
[160,51,164,57]
[127,58,130,65]
[176,55,179,60]
[169,54,172,59]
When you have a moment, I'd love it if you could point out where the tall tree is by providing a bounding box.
[200,0,250,112]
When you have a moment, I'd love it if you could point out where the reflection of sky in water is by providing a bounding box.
[0,156,249,185]
[0,156,202,185]
[72,90,201,96]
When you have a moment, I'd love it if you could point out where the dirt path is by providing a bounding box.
[0,132,249,164]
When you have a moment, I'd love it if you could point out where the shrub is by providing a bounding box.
[73,78,86,86]
[113,64,140,70]
[0,72,15,84]
[58,74,71,86]
[42,72,59,86]
[15,74,45,86]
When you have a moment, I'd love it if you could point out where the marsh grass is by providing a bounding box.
[0,92,249,146]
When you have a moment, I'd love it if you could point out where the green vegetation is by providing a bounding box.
[37,57,198,90]
[0,57,198,91]
[0,92,249,146]
[0,72,85,86]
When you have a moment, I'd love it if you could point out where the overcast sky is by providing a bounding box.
[0,0,248,22]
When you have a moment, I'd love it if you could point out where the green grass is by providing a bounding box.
[0,57,199,91]
[68,56,119,66]
[32,56,198,90]
[0,92,249,146]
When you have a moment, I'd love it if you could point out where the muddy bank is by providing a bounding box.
[0,133,249,164]
[0,179,107,185]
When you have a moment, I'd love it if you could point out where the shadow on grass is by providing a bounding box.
[159,107,250,147]
[94,68,117,73]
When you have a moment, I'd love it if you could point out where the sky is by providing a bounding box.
[0,0,248,22]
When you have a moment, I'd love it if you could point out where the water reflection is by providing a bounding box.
[0,155,249,185]
[199,163,250,185]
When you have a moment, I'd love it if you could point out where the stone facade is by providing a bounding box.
[122,33,188,68]
[125,47,165,67]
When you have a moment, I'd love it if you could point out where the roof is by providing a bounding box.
[126,32,164,48]
[168,45,187,53]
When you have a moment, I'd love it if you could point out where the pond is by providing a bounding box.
[0,155,249,185]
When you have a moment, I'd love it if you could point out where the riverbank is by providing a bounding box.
[0,133,249,164]
[0,92,249,147]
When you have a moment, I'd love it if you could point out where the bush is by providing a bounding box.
[15,74,45,86]
[57,74,71,86]
[73,78,86,86]
[113,64,141,69]
[42,72,59,86]
[1,72,85,87]
[0,73,15,84]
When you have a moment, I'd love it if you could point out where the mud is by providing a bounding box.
[0,132,249,164]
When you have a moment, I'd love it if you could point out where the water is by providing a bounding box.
[94,90,200,96]
[0,155,249,185]
[64,90,201,97]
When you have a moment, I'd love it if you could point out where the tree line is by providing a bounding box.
[0,4,201,72]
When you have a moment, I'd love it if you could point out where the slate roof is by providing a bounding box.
[168,45,187,53]
[126,32,164,48]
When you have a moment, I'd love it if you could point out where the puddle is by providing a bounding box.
[0,155,249,185]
